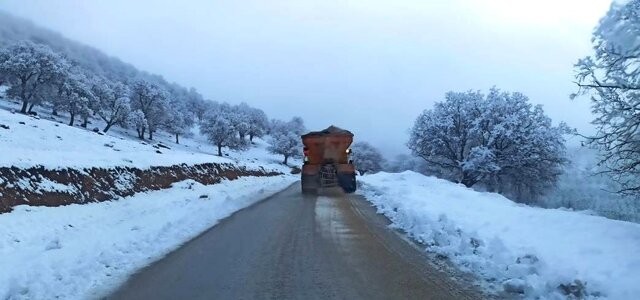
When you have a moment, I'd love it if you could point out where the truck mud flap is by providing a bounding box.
[301,174,320,194]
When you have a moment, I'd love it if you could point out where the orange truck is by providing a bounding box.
[301,126,357,194]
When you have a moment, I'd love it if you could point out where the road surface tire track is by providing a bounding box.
[107,183,485,300]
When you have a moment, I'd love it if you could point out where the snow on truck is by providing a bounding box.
[301,126,357,194]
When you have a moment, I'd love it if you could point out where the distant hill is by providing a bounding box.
[0,10,162,84]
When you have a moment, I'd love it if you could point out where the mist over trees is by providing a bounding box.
[0,11,138,82]
[351,142,385,175]
[408,88,569,202]
[573,0,640,197]
[385,154,425,173]
[0,12,303,159]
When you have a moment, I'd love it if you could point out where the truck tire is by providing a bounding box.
[338,173,357,193]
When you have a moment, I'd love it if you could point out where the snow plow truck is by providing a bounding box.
[301,126,357,194]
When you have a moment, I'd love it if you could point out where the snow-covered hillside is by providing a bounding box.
[0,104,291,172]
[359,172,640,299]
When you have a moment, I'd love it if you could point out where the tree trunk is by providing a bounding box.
[283,155,289,165]
[249,134,254,142]
[217,144,223,156]
[68,114,75,126]
[103,123,113,133]
[175,133,179,144]
[81,117,88,128]
[148,129,153,140]
[20,100,28,114]
[52,108,58,116]
[137,127,145,140]
[460,173,476,187]
[28,103,36,113]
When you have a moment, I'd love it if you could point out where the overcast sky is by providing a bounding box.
[0,0,613,158]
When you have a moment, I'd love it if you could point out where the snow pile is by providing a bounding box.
[0,175,296,300]
[358,171,640,299]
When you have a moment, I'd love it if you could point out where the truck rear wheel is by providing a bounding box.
[338,173,357,193]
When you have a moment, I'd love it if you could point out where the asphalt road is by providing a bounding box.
[108,183,484,300]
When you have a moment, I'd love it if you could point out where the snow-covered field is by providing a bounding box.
[358,171,640,299]
[0,176,296,300]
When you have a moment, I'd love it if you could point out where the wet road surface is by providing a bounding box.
[108,183,484,300]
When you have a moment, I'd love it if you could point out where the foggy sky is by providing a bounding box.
[0,0,613,158]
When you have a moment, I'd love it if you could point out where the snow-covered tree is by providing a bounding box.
[184,87,209,122]
[46,71,70,116]
[130,79,168,140]
[289,117,305,133]
[65,94,91,126]
[268,117,306,165]
[127,109,148,139]
[573,0,640,197]
[57,69,95,126]
[351,141,385,175]
[199,103,244,156]
[231,103,252,141]
[165,107,194,144]
[408,88,568,202]
[92,78,130,132]
[0,41,69,113]
[248,107,269,142]
[164,86,195,144]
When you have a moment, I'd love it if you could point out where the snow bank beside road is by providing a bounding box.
[0,175,296,300]
[358,171,640,299]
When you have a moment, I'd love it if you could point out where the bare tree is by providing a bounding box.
[573,0,640,196]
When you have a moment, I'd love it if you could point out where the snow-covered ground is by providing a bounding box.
[0,92,302,299]
[0,176,296,300]
[0,99,293,173]
[358,171,640,299]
